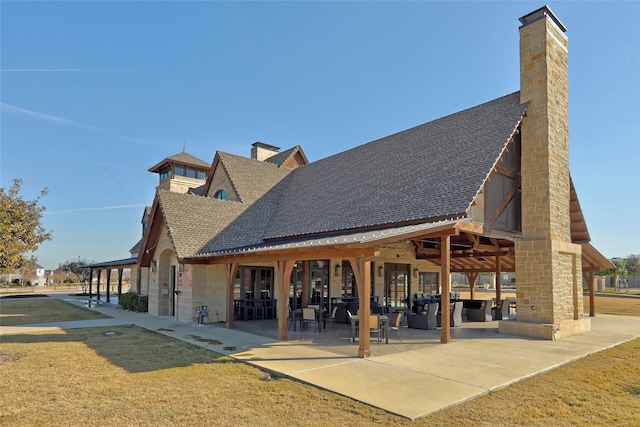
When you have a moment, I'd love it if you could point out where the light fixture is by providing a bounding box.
[378,265,384,277]
[334,263,341,277]
[151,260,157,273]
[414,268,419,278]
[179,263,185,273]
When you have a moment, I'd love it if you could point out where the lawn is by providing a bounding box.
[0,298,109,326]
[0,297,638,426]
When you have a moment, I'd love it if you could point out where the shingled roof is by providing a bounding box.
[264,145,307,168]
[215,152,292,204]
[264,91,528,239]
[189,91,529,257]
[147,149,210,173]
[157,190,246,259]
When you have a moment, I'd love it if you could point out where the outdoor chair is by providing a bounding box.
[493,299,510,320]
[347,310,358,342]
[302,307,318,332]
[388,312,403,341]
[323,305,339,329]
[437,301,463,327]
[369,313,381,345]
[466,300,493,322]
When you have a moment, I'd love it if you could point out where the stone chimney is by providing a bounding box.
[251,141,280,161]
[505,6,589,340]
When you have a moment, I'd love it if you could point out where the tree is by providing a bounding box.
[59,257,95,291]
[626,254,640,277]
[598,259,628,290]
[0,179,52,274]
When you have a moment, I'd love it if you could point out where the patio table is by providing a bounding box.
[350,314,389,344]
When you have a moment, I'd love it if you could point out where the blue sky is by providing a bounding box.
[1,1,638,269]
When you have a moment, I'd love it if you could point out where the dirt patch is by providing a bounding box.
[0,353,22,365]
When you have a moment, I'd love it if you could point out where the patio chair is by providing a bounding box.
[425,302,439,329]
[493,299,511,320]
[369,314,381,345]
[302,307,318,332]
[323,305,339,329]
[347,310,358,342]
[388,312,403,341]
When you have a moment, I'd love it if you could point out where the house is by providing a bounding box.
[0,262,47,286]
[89,6,612,358]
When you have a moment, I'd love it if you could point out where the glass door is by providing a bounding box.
[384,263,409,310]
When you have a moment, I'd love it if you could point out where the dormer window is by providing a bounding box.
[214,190,227,200]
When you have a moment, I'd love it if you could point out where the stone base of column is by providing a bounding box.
[499,317,591,340]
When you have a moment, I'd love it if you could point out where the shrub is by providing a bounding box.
[135,295,148,312]
[118,292,147,313]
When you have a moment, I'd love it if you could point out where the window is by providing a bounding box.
[197,170,206,180]
[186,168,196,178]
[175,166,185,177]
[159,168,172,182]
[214,189,227,200]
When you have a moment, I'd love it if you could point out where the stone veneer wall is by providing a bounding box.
[508,9,589,339]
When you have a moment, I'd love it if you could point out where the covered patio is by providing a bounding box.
[188,213,610,358]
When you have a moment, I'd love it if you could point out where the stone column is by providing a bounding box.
[502,6,590,340]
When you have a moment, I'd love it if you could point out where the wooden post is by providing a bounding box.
[225,263,239,328]
[495,255,502,304]
[106,269,112,303]
[96,270,102,301]
[349,257,372,358]
[440,236,451,344]
[88,269,93,302]
[117,268,123,300]
[301,261,309,307]
[275,260,296,340]
[584,271,595,317]
[467,272,478,300]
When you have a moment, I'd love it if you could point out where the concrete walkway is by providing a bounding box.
[2,294,639,420]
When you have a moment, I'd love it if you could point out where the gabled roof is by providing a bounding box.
[216,152,292,204]
[189,92,528,256]
[157,190,246,259]
[147,150,210,173]
[129,239,142,254]
[265,145,309,168]
[264,92,528,239]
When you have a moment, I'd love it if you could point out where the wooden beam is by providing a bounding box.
[495,254,501,303]
[583,270,595,317]
[117,268,123,300]
[487,178,521,226]
[275,260,296,340]
[494,165,519,180]
[190,247,376,265]
[225,263,239,329]
[106,269,112,303]
[349,257,372,358]
[467,272,479,300]
[440,236,451,344]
